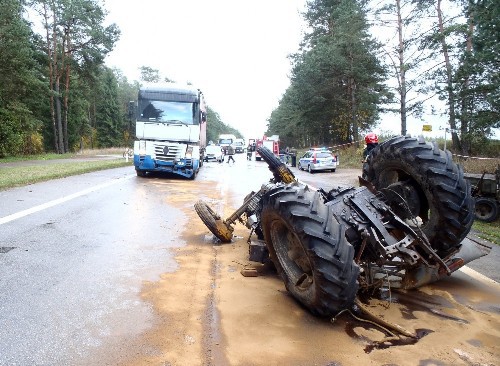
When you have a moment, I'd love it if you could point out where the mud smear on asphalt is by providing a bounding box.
[341,290,469,354]
[121,177,500,366]
[344,321,433,353]
[101,178,221,366]
[200,249,230,366]
[377,289,469,324]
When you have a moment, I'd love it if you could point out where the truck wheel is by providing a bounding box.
[136,169,146,177]
[260,184,359,317]
[474,197,498,222]
[194,200,233,243]
[362,135,474,258]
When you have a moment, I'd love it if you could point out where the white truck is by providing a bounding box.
[133,83,207,179]
[234,138,246,153]
[217,134,237,154]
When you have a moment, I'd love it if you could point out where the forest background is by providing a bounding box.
[0,0,498,158]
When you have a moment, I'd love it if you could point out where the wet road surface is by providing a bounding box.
[0,167,183,364]
[0,153,498,365]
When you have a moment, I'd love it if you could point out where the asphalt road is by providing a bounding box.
[0,166,181,364]
[0,153,498,365]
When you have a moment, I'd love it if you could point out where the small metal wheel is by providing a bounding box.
[474,197,498,222]
[194,200,233,242]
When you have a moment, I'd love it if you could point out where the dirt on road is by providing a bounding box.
[112,173,500,366]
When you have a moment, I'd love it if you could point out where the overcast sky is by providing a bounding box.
[103,0,497,141]
[103,0,307,139]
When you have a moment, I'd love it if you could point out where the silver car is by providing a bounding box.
[204,145,224,163]
[298,150,337,173]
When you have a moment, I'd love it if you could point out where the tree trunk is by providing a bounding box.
[55,80,64,153]
[49,0,64,154]
[396,0,408,136]
[42,2,58,152]
[92,101,97,149]
[63,28,71,153]
[41,1,60,152]
[460,4,474,154]
[437,0,461,151]
[349,77,359,145]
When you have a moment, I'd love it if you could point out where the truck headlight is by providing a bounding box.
[139,140,146,155]
[185,146,193,158]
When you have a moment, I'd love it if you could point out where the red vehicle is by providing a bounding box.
[255,135,279,161]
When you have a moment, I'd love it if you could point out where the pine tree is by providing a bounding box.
[96,68,121,147]
[31,0,119,153]
[0,0,45,156]
[268,0,390,148]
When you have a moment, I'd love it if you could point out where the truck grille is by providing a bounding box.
[154,143,181,162]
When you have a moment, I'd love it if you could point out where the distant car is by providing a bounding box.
[204,145,224,163]
[234,142,245,153]
[298,150,337,173]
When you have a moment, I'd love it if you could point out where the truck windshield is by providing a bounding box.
[219,139,233,144]
[138,100,196,124]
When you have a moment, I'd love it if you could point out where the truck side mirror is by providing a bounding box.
[201,111,207,122]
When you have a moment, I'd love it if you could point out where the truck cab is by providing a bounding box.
[234,138,245,153]
[134,83,207,179]
[218,134,237,154]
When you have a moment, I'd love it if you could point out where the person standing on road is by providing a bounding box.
[247,142,254,160]
[226,144,236,163]
[363,133,379,162]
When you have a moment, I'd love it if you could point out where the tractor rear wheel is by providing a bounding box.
[362,135,474,258]
[260,184,359,317]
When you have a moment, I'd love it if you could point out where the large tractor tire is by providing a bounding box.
[260,184,359,317]
[362,135,474,258]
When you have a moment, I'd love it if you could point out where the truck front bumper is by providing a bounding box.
[134,155,198,178]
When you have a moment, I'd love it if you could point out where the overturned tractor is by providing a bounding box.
[195,135,487,318]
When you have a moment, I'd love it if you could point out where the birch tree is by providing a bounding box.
[370,0,436,135]
[425,0,498,153]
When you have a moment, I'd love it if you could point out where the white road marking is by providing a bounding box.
[0,175,135,225]
[459,266,500,288]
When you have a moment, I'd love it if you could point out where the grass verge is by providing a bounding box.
[472,219,500,245]
[0,153,77,163]
[0,159,132,191]
[0,148,127,163]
